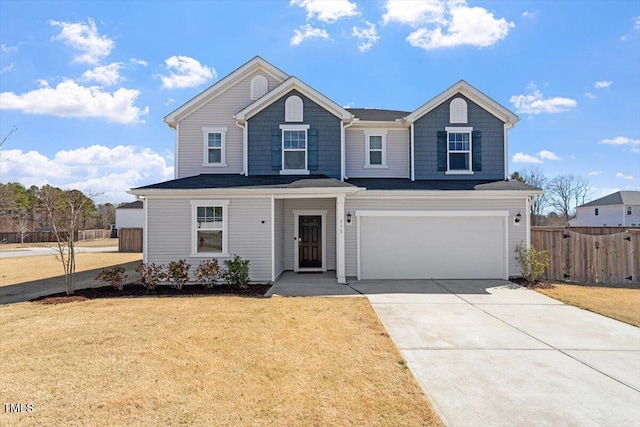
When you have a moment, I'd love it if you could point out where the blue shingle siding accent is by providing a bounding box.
[247,90,342,179]
[414,94,505,180]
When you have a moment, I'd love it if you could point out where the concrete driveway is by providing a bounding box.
[350,279,640,427]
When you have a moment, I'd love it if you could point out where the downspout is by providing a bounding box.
[342,118,355,181]
[410,122,415,181]
[235,120,247,175]
[174,122,180,179]
[135,195,148,264]
[504,123,509,180]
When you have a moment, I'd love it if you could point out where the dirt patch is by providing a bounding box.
[37,296,89,305]
[511,277,556,289]
[32,283,272,302]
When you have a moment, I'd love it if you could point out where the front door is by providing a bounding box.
[298,215,322,268]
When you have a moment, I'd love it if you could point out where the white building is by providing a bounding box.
[570,191,640,227]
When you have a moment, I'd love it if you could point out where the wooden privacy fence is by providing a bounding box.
[119,228,143,253]
[0,229,110,244]
[531,228,640,285]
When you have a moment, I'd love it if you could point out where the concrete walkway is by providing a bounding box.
[266,271,361,297]
[350,279,640,427]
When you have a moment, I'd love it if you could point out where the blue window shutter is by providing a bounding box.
[437,131,447,171]
[271,128,281,171]
[472,130,482,172]
[308,128,318,170]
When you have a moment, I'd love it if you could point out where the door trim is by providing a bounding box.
[293,210,327,272]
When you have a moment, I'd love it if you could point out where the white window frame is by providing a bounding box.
[364,130,388,168]
[285,96,304,122]
[190,200,229,257]
[445,126,473,175]
[250,75,268,100]
[202,127,227,167]
[595,208,599,216]
[280,124,310,175]
[627,206,632,215]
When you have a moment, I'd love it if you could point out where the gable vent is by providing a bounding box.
[285,95,304,122]
[450,97,468,123]
[250,75,268,100]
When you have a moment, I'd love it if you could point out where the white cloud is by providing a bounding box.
[157,56,216,89]
[512,152,542,164]
[584,92,596,99]
[538,150,561,160]
[587,171,602,176]
[0,145,174,203]
[0,62,14,73]
[382,0,446,26]
[353,21,380,52]
[290,0,358,23]
[522,10,538,19]
[1,43,18,53]
[594,80,612,89]
[165,98,175,106]
[635,16,640,30]
[510,85,577,114]
[130,58,148,67]
[0,79,148,123]
[599,136,640,146]
[82,62,124,86]
[616,172,634,180]
[290,24,332,46]
[50,18,114,65]
[384,0,514,50]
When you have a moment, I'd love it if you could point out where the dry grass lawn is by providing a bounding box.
[0,297,442,426]
[537,285,640,327]
[0,252,142,287]
[0,238,118,252]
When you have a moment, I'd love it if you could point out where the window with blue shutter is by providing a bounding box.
[271,128,282,170]
[308,129,318,170]
[437,131,447,171]
[472,130,482,171]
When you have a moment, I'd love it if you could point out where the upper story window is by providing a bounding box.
[450,98,468,123]
[250,75,268,100]
[285,95,304,122]
[364,130,388,168]
[191,200,229,257]
[280,124,309,174]
[627,206,632,215]
[595,208,599,216]
[446,127,472,173]
[202,127,227,166]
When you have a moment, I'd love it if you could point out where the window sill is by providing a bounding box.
[190,253,229,258]
[364,165,388,169]
[202,163,228,167]
[280,170,310,175]
[445,170,474,175]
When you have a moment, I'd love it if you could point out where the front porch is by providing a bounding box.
[265,271,360,297]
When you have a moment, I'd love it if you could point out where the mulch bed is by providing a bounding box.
[33,283,272,304]
[511,278,555,289]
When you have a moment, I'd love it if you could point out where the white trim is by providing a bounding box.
[356,214,361,280]
[142,197,148,263]
[250,75,268,100]
[271,196,275,282]
[293,210,327,272]
[285,95,304,122]
[174,123,179,179]
[445,126,473,132]
[364,130,387,167]
[525,197,531,248]
[336,196,346,284]
[445,127,473,173]
[503,215,510,279]
[355,210,509,217]
[410,123,415,181]
[445,170,474,175]
[503,123,509,180]
[202,126,228,166]
[235,120,247,176]
[279,124,310,130]
[279,170,310,175]
[190,200,230,258]
[281,125,309,173]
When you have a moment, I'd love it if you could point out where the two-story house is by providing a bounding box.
[130,57,542,284]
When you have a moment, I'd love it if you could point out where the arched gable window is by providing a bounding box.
[450,97,468,123]
[285,95,304,122]
[250,75,268,100]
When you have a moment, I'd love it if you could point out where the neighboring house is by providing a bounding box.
[115,201,144,235]
[569,191,640,227]
[130,57,542,283]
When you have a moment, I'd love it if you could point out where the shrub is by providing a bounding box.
[221,254,250,289]
[195,258,220,288]
[515,242,550,285]
[166,259,191,289]
[95,265,127,290]
[135,262,166,290]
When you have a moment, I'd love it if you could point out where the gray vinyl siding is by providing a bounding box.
[274,199,285,278]
[414,94,505,180]
[247,90,342,178]
[283,198,336,271]
[345,128,410,178]
[146,197,273,283]
[344,195,527,278]
[176,71,283,178]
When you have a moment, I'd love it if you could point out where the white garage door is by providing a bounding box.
[359,215,506,279]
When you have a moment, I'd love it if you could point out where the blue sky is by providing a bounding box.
[1,0,638,203]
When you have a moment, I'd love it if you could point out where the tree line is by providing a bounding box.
[510,168,590,226]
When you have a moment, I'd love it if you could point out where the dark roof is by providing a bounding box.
[117,201,143,209]
[346,108,410,121]
[345,178,543,191]
[579,191,640,208]
[134,174,356,190]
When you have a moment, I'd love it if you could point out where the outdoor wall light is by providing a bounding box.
[346,212,352,224]
[514,213,522,224]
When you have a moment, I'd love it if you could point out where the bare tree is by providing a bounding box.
[16,210,30,246]
[546,174,590,224]
[511,167,548,225]
[0,125,17,149]
[40,185,97,295]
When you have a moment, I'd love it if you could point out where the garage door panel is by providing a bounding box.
[360,216,505,279]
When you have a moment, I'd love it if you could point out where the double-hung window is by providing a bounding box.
[364,131,387,167]
[280,124,309,173]
[191,200,229,256]
[202,127,227,166]
[627,206,632,215]
[446,127,472,173]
